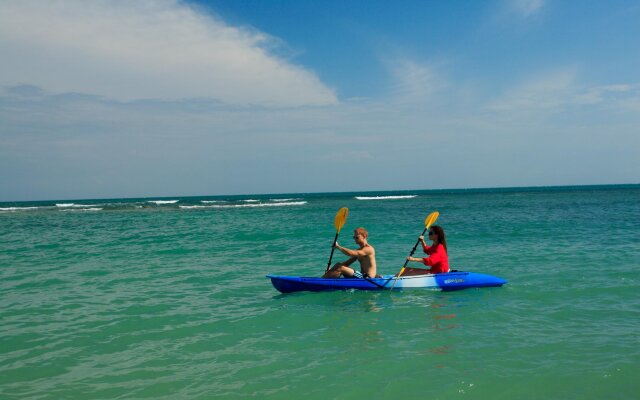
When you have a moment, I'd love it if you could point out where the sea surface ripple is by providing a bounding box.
[1,186,638,399]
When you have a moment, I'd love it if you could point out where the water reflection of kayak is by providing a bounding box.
[267,270,507,293]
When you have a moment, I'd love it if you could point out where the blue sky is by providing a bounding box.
[1,0,639,201]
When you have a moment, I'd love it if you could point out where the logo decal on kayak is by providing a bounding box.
[444,279,465,284]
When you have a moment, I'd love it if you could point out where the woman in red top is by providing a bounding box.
[406,225,449,274]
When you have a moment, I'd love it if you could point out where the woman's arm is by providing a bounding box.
[419,236,431,253]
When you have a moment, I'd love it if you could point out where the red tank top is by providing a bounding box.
[421,243,449,273]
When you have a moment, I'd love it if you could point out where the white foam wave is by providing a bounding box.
[270,198,301,202]
[355,195,417,200]
[242,199,259,202]
[61,207,103,212]
[56,203,101,208]
[201,200,227,204]
[180,201,307,209]
[148,200,179,205]
[0,206,40,212]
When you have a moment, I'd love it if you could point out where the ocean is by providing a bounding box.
[1,185,638,399]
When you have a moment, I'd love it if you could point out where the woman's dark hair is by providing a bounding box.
[430,225,447,254]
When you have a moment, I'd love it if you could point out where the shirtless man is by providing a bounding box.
[322,227,377,279]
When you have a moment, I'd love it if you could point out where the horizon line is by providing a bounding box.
[2,182,638,204]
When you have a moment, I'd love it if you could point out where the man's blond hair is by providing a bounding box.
[354,227,368,239]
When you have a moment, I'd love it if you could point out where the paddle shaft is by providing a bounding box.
[401,227,428,269]
[326,232,340,271]
[363,275,385,288]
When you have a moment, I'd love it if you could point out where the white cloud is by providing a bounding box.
[0,0,337,106]
[574,84,637,105]
[488,71,640,116]
[488,69,577,112]
[385,59,447,105]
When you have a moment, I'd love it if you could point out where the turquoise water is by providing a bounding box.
[1,185,638,399]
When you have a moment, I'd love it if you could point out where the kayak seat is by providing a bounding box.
[400,268,432,276]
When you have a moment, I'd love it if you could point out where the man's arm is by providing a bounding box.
[335,243,371,258]
[342,256,358,266]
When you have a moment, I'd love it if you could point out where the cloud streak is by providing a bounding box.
[487,70,640,117]
[488,69,577,112]
[387,60,447,104]
[509,0,545,18]
[0,0,337,107]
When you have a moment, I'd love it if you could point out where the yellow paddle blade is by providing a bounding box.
[334,207,349,232]
[424,211,439,229]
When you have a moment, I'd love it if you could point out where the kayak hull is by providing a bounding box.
[267,271,507,293]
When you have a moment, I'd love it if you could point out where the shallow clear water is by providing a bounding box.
[1,186,638,399]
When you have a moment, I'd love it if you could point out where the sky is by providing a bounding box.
[1,0,639,201]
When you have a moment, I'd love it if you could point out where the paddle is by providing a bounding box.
[326,207,349,271]
[391,211,439,290]
[323,208,385,289]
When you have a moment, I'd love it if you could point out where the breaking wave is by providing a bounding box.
[180,201,307,209]
[148,200,179,205]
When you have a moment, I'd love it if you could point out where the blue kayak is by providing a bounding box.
[267,271,507,293]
